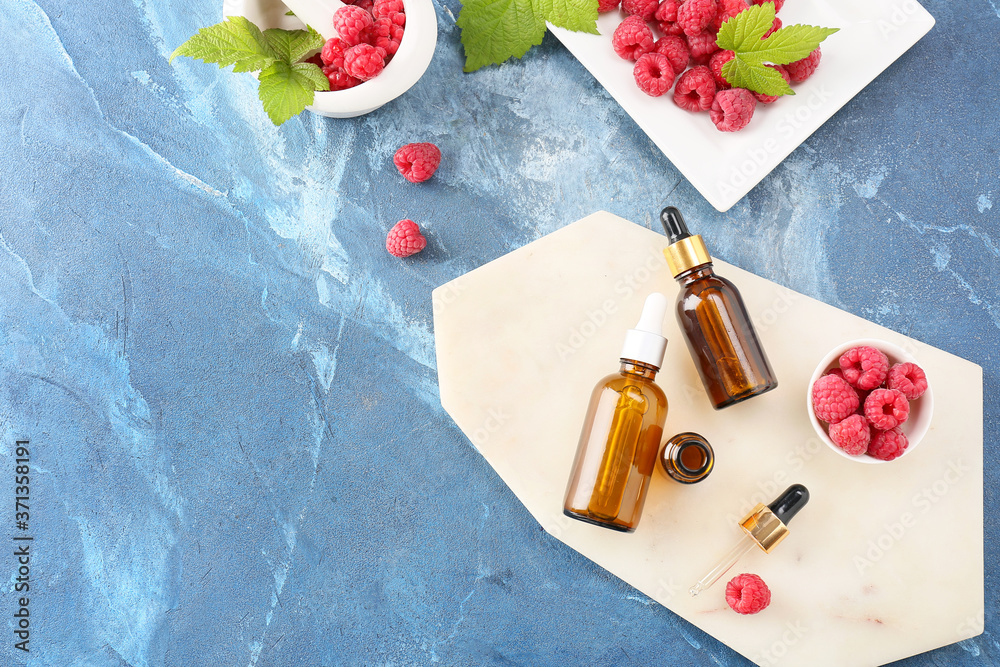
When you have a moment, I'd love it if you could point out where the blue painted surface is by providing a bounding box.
[0,0,996,664]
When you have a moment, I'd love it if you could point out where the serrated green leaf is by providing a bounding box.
[257,60,319,125]
[542,0,599,34]
[740,24,840,65]
[716,2,774,52]
[457,0,547,72]
[721,59,794,96]
[294,62,330,91]
[169,16,278,73]
[264,26,325,64]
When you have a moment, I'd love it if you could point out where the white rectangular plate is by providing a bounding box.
[550,0,935,211]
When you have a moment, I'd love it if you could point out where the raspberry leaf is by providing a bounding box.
[170,16,278,73]
[740,24,840,65]
[264,26,325,64]
[457,0,598,72]
[716,2,774,51]
[722,59,793,96]
[257,61,327,126]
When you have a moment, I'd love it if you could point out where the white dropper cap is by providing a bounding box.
[620,292,669,369]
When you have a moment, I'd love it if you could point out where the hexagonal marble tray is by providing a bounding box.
[433,212,983,666]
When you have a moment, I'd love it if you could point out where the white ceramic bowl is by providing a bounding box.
[223,0,438,118]
[807,338,934,464]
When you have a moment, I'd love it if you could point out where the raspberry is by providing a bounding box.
[811,374,859,424]
[868,427,909,461]
[623,0,660,20]
[839,346,889,391]
[612,16,655,61]
[687,31,720,64]
[343,44,385,81]
[655,0,680,22]
[825,367,845,380]
[754,64,789,104]
[864,388,909,430]
[712,0,748,31]
[829,414,871,456]
[323,66,362,91]
[763,16,782,38]
[658,20,686,36]
[348,0,375,12]
[654,35,690,79]
[393,142,441,183]
[677,0,717,36]
[708,49,734,88]
[710,88,756,131]
[372,17,405,56]
[333,5,375,46]
[321,38,349,68]
[634,53,676,96]
[885,362,928,401]
[725,574,771,614]
[599,0,621,10]
[753,0,783,10]
[372,0,404,19]
[385,219,427,258]
[785,47,822,82]
[673,66,716,111]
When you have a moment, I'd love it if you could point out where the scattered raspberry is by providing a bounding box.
[393,142,441,183]
[763,16,782,38]
[634,53,676,97]
[673,66,716,111]
[868,427,908,461]
[753,0,783,10]
[323,66,362,91]
[686,31,720,64]
[840,346,890,391]
[385,219,427,258]
[712,0,748,32]
[372,0,404,19]
[321,37,349,69]
[785,47,822,82]
[599,0,622,10]
[811,374,859,424]
[343,44,385,81]
[623,0,660,20]
[677,0,717,36]
[886,362,928,401]
[829,414,871,456]
[754,64,790,103]
[333,5,375,47]
[725,574,771,614]
[708,49,734,89]
[710,88,756,131]
[864,388,910,430]
[654,35,690,78]
[655,0,680,22]
[612,16,656,61]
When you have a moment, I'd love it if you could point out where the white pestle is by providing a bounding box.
[282,0,346,41]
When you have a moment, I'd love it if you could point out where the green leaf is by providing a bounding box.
[295,62,331,91]
[169,16,278,73]
[257,61,321,125]
[721,59,794,96]
[457,0,546,72]
[716,2,774,52]
[739,24,840,65]
[542,0,600,34]
[264,26,325,64]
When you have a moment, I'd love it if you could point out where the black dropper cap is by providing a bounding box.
[768,484,809,525]
[660,206,692,244]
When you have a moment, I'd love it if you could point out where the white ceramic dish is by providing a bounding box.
[549,0,935,211]
[223,0,438,117]
[807,338,934,464]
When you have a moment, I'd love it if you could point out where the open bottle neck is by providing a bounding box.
[619,359,659,379]
[676,263,715,285]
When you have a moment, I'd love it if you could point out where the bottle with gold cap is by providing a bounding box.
[660,206,778,410]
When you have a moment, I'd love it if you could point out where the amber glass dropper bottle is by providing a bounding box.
[661,207,778,409]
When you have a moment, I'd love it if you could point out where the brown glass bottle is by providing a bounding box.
[662,207,777,409]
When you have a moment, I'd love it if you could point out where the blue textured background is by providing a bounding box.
[0,0,996,664]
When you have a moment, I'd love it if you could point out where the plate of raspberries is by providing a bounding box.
[808,338,934,463]
[548,0,935,211]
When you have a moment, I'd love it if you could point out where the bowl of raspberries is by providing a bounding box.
[808,339,933,463]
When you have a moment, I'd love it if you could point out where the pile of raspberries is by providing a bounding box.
[605,0,822,131]
[316,0,406,90]
[811,345,929,461]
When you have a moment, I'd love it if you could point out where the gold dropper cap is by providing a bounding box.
[739,503,789,553]
[660,207,712,277]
